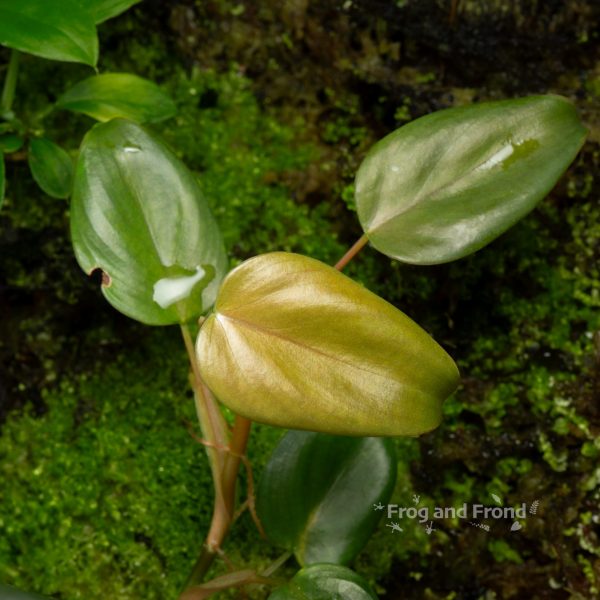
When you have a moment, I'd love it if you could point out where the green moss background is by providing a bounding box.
[1,1,599,599]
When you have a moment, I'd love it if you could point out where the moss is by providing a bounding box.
[0,331,203,598]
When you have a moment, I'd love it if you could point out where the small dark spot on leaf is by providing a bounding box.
[90,267,112,288]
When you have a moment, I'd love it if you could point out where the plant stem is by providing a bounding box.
[1,50,20,115]
[180,324,254,593]
[334,233,369,271]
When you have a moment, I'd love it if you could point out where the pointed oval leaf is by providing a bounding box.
[257,431,396,565]
[0,133,24,153]
[71,119,227,325]
[57,73,176,123]
[197,252,459,436]
[268,564,378,600]
[356,95,588,265]
[79,0,141,24]
[28,138,74,199]
[0,0,98,66]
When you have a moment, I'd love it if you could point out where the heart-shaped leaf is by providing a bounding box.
[0,584,52,599]
[268,564,378,600]
[79,0,141,23]
[197,252,459,436]
[0,0,98,66]
[257,431,396,565]
[28,138,74,199]
[355,95,587,265]
[57,73,176,123]
[71,119,227,325]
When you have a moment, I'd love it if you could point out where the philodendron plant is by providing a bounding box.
[0,0,174,206]
[5,95,586,599]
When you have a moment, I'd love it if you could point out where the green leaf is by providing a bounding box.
[0,152,4,209]
[57,73,176,123]
[0,133,24,153]
[355,95,588,265]
[197,252,459,436]
[257,431,396,565]
[0,0,98,66]
[268,564,378,600]
[28,138,74,199]
[71,118,227,325]
[80,0,141,23]
[0,584,52,599]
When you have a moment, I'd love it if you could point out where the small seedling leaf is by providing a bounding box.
[57,73,176,123]
[28,138,74,199]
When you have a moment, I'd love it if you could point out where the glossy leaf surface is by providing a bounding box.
[28,138,74,199]
[257,431,396,565]
[356,95,587,265]
[0,584,51,599]
[81,0,141,23]
[0,0,98,66]
[268,564,378,600]
[71,119,227,325]
[57,73,176,123]
[0,133,24,153]
[197,252,459,436]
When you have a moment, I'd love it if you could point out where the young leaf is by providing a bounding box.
[257,431,396,565]
[0,0,98,66]
[80,0,141,24]
[28,138,74,199]
[71,119,227,325]
[0,133,24,153]
[268,564,378,600]
[355,95,587,265]
[57,73,176,123]
[197,252,459,436]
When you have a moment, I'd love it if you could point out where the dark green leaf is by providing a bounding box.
[257,431,396,565]
[0,133,24,153]
[0,0,98,66]
[80,0,141,23]
[0,583,52,599]
[28,138,74,199]
[57,73,176,123]
[356,95,588,264]
[197,252,459,436]
[71,119,227,325]
[268,564,378,600]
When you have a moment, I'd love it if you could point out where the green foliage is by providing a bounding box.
[57,73,177,123]
[27,137,73,199]
[268,564,378,600]
[198,252,458,436]
[355,96,587,265]
[71,119,227,325]
[257,432,396,566]
[0,1,98,66]
[80,0,142,24]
